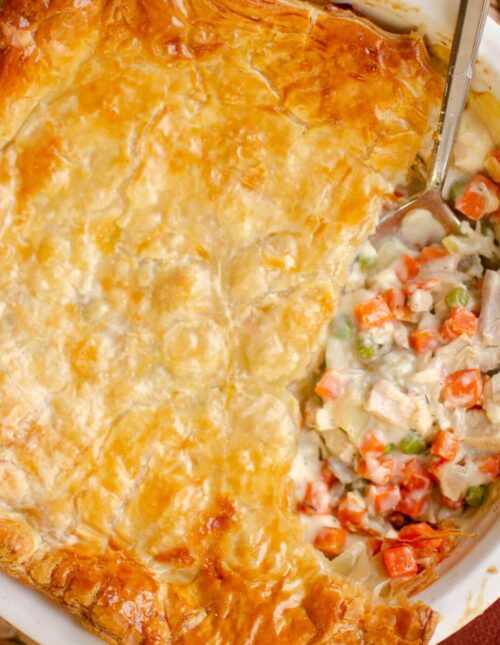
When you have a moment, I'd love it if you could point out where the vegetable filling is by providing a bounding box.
[292,148,500,583]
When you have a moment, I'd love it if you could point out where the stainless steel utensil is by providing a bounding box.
[374,0,491,241]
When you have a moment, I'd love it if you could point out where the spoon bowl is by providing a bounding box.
[374,0,491,241]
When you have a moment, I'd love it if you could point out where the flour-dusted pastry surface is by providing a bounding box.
[0,1,442,642]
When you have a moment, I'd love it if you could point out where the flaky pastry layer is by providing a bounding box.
[0,0,442,642]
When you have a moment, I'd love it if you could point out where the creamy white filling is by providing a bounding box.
[293,207,500,556]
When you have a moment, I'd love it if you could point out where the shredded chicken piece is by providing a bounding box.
[322,428,357,464]
[409,289,433,313]
[409,394,434,436]
[365,380,415,428]
[453,109,494,173]
[438,462,471,502]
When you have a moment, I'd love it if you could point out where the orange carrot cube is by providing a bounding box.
[442,368,483,409]
[354,296,394,329]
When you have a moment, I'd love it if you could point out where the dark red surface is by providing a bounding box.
[439,599,500,645]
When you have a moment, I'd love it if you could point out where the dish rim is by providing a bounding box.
[0,4,498,644]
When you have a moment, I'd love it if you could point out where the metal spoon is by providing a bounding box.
[374,0,491,241]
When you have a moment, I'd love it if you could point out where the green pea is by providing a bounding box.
[399,434,426,455]
[448,180,467,203]
[465,484,487,507]
[358,255,378,273]
[333,314,355,340]
[445,286,469,309]
[347,478,369,494]
[356,336,376,362]
[383,443,395,455]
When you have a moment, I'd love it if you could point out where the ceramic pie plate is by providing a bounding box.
[0,1,499,643]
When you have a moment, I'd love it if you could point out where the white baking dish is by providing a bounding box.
[0,2,499,643]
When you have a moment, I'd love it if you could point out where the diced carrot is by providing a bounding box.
[396,488,429,519]
[313,527,348,558]
[456,189,484,219]
[484,150,500,183]
[403,278,440,297]
[442,368,483,409]
[419,246,448,264]
[360,429,386,458]
[455,174,500,220]
[397,460,432,519]
[403,459,433,492]
[371,484,401,514]
[315,369,346,401]
[396,255,420,283]
[398,522,433,541]
[431,430,459,461]
[382,545,418,578]
[382,288,412,321]
[389,459,408,486]
[474,454,500,479]
[357,455,394,486]
[383,288,404,312]
[428,458,446,481]
[409,329,439,355]
[356,460,370,480]
[357,460,368,476]
[337,493,367,529]
[376,456,396,484]
[354,295,394,329]
[320,460,336,487]
[441,307,478,341]
[298,481,330,515]
[398,522,445,558]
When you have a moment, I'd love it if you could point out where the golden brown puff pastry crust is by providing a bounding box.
[0,0,442,642]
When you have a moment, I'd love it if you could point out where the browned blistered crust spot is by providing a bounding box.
[201,499,236,535]
[153,547,195,566]
[27,548,172,643]
[0,517,37,564]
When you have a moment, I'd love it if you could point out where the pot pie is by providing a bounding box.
[0,0,457,642]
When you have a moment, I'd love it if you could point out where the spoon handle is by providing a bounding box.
[428,0,490,190]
